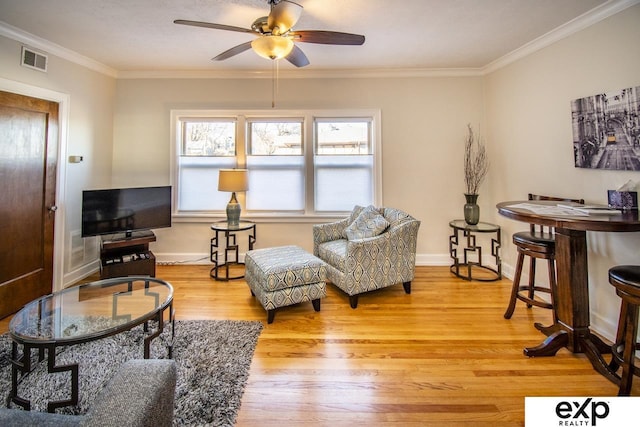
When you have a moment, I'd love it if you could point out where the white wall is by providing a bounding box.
[484,4,640,339]
[113,75,484,260]
[0,35,116,288]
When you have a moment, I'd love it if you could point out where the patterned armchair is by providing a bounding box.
[313,205,420,308]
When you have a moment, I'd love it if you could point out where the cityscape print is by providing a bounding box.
[571,86,640,170]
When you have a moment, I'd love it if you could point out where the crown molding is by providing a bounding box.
[2,0,638,80]
[0,21,118,78]
[116,67,484,79]
[482,0,640,74]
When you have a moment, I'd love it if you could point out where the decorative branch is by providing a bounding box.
[464,124,489,195]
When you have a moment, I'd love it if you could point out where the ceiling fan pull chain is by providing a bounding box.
[271,60,277,108]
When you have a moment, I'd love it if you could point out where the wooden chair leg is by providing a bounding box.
[618,304,639,396]
[504,251,525,319]
[267,309,276,324]
[547,258,557,323]
[609,300,628,373]
[312,299,321,312]
[349,295,358,309]
[527,257,537,308]
[402,281,411,294]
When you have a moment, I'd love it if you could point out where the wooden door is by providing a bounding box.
[0,90,58,318]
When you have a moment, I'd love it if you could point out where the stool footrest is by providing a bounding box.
[515,292,553,310]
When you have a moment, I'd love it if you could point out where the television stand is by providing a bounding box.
[100,231,156,279]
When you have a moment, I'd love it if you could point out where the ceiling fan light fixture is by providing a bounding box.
[267,0,303,34]
[251,35,294,60]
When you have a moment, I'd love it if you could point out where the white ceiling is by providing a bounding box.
[0,0,633,76]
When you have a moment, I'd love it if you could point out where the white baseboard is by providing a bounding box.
[590,312,617,343]
[156,252,454,267]
[415,253,450,266]
[155,252,215,265]
[155,252,482,267]
[154,252,500,268]
[62,259,100,290]
[76,252,509,272]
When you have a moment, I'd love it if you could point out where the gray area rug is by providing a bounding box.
[0,319,263,426]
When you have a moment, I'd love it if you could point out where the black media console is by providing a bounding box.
[100,230,156,279]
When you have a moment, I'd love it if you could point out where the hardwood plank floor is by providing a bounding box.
[1,265,636,425]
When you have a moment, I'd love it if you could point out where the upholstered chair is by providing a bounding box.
[313,205,420,308]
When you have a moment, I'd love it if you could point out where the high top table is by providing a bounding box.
[497,201,640,384]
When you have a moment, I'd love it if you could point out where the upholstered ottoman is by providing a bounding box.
[245,245,327,323]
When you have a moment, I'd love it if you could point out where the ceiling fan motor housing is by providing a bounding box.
[251,17,270,34]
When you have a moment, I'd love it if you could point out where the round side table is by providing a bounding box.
[210,221,256,281]
[448,220,502,281]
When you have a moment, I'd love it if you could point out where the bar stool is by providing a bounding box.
[504,194,584,319]
[608,265,640,396]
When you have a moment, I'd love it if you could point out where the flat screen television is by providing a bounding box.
[82,186,172,238]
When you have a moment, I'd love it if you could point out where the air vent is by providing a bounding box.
[21,46,48,72]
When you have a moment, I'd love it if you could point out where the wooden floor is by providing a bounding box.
[1,265,636,426]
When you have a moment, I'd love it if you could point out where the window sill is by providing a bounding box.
[172,213,346,224]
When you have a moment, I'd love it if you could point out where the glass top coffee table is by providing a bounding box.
[8,276,174,412]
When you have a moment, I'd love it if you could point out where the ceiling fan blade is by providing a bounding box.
[174,19,254,34]
[285,44,310,68]
[267,0,303,34]
[293,30,365,45]
[212,41,254,61]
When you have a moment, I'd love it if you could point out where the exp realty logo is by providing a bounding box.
[555,398,609,426]
[525,396,637,426]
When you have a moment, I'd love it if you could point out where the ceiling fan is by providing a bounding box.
[174,0,365,68]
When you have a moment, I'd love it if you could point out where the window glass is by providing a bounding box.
[314,119,374,212]
[246,156,305,211]
[248,121,302,155]
[178,156,236,211]
[247,119,304,211]
[182,120,235,156]
[178,119,237,211]
[316,121,371,155]
[315,156,374,211]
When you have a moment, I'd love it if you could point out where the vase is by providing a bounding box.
[464,194,480,225]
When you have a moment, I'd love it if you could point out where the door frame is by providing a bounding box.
[0,77,69,292]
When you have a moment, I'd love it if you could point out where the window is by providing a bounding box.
[246,119,305,211]
[314,119,374,211]
[175,118,238,212]
[170,109,381,220]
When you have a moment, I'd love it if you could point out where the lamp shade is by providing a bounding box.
[218,169,249,192]
[251,36,294,60]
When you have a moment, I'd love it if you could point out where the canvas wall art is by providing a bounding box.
[571,86,640,170]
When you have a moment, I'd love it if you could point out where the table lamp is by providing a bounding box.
[218,169,248,226]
